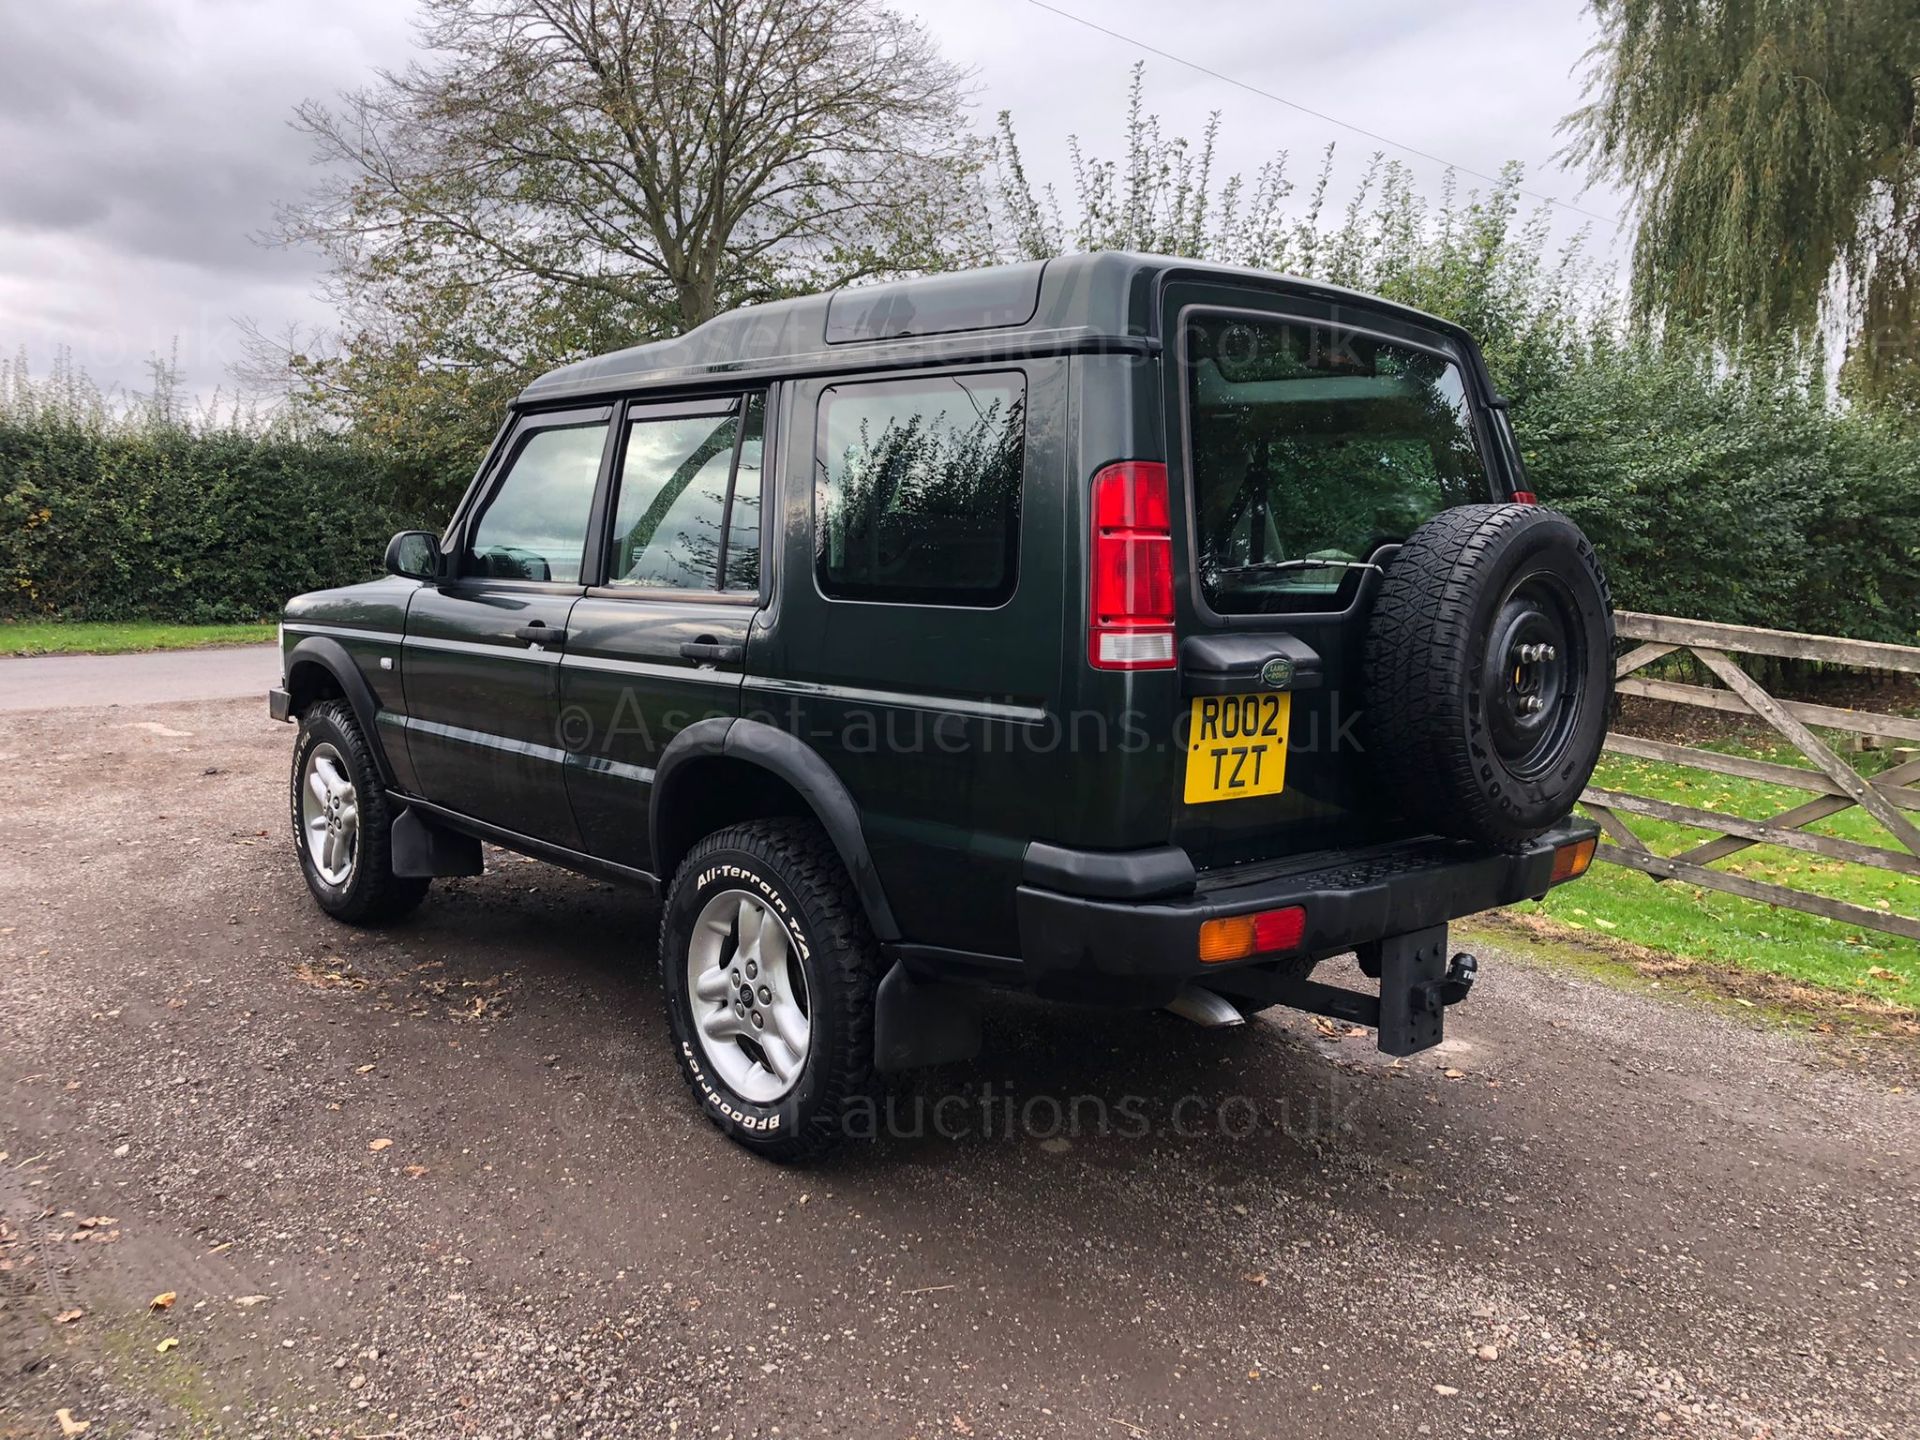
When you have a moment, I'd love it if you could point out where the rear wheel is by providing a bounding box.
[659,819,878,1161]
[1362,504,1612,847]
[290,699,429,924]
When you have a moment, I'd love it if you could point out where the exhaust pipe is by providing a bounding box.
[1164,985,1245,1028]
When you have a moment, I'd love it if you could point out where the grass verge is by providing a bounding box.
[1502,733,1919,1013]
[0,620,274,656]
[1462,911,1919,1044]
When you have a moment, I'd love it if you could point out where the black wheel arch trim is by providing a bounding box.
[650,716,902,942]
[281,635,397,789]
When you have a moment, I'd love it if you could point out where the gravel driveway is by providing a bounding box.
[1,697,1915,1439]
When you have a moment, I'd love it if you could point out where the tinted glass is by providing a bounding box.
[607,408,740,591]
[723,394,764,593]
[1185,312,1490,615]
[467,421,607,582]
[815,372,1025,605]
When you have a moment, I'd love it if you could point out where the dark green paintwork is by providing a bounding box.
[280,253,1525,967]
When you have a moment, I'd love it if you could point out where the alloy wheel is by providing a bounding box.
[685,889,812,1103]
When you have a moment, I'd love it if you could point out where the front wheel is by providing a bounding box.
[290,699,429,924]
[659,819,878,1161]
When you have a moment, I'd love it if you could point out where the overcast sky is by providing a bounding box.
[0,0,1628,408]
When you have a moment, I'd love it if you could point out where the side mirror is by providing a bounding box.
[385,530,443,582]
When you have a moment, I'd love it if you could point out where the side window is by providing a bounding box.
[815,371,1026,605]
[466,421,608,582]
[723,394,764,593]
[606,393,764,593]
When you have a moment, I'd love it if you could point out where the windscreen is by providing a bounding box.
[1184,311,1491,615]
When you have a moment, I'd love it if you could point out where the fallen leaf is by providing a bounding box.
[54,1308,84,1325]
[1433,1384,1460,1397]
[148,1291,176,1311]
[1242,1272,1268,1287]
[355,1064,376,1075]
[403,1165,428,1179]
[951,1416,973,1436]
[56,1408,90,1437]
[368,1138,393,1152]
[155,1337,178,1354]
[1476,1344,1499,1362]
[206,1241,233,1255]
[1443,1068,1467,1080]
[234,1295,270,1308]
[1868,966,1901,982]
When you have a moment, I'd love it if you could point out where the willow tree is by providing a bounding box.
[1562,0,1920,404]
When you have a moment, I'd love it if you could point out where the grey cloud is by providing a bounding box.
[0,1,410,274]
[0,3,177,123]
[0,0,416,396]
[0,0,1619,403]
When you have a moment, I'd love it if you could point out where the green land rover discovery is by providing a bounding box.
[272,253,1612,1159]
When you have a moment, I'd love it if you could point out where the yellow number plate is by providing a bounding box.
[1183,692,1291,805]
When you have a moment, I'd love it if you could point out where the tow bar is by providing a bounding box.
[1208,924,1479,1057]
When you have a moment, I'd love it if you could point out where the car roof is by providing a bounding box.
[518,251,1469,404]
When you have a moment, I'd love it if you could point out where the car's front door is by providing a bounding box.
[557,391,767,871]
[402,406,611,848]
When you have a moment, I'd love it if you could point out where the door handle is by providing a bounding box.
[680,639,744,665]
[514,622,566,648]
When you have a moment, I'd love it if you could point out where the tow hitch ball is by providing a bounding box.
[1418,952,1479,1013]
[1406,952,1481,1023]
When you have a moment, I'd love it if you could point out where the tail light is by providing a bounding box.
[1550,835,1596,884]
[1198,905,1308,963]
[1088,461,1175,670]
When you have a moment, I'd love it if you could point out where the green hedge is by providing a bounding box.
[1513,337,1920,646]
[0,422,419,623]
[5,348,1918,644]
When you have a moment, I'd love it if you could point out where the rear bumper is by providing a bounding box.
[1016,816,1596,985]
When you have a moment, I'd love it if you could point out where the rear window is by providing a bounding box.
[1183,311,1490,616]
[815,371,1026,606]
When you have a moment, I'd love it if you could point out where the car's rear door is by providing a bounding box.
[402,405,611,848]
[1160,280,1509,870]
[558,391,767,871]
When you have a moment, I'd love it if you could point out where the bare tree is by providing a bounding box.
[265,0,984,498]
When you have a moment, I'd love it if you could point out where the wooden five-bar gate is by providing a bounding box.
[1589,612,1920,943]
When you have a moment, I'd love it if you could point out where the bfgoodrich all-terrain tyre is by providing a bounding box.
[659,819,879,1162]
[290,699,430,924]
[1362,503,1613,847]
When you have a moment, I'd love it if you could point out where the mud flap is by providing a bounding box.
[390,806,485,879]
[873,962,983,1072]
[1368,924,1450,1057]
